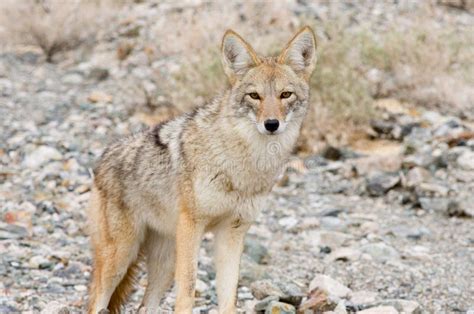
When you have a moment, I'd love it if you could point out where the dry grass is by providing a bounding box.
[148,1,296,111]
[150,1,473,153]
[0,0,118,62]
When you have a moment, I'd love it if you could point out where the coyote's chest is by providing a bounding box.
[193,145,287,221]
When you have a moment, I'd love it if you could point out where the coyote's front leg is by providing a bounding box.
[214,218,251,314]
[175,202,205,313]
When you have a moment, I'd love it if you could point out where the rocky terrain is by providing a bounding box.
[1,1,473,313]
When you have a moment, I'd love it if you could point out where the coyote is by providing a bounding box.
[87,26,317,313]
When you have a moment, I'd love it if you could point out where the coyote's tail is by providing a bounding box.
[108,253,143,313]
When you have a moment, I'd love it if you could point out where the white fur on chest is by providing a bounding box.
[193,134,293,222]
[194,176,267,222]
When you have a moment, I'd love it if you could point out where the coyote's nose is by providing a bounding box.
[264,119,280,133]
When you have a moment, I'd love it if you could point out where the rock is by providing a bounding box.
[305,230,352,249]
[298,289,338,312]
[334,300,348,314]
[371,119,394,136]
[62,72,84,84]
[421,111,443,125]
[360,221,380,234]
[319,208,348,217]
[74,284,87,292]
[456,150,474,170]
[278,216,298,229]
[294,217,320,231]
[357,306,399,314]
[88,91,113,103]
[433,119,464,137]
[320,217,346,231]
[418,197,455,213]
[0,222,28,239]
[255,296,279,312]
[304,155,329,169]
[403,153,435,169]
[405,167,431,187]
[89,67,109,81]
[388,226,430,240]
[325,247,361,263]
[264,301,295,314]
[360,243,400,262]
[244,236,269,264]
[40,301,70,314]
[29,255,52,269]
[351,154,402,176]
[23,146,62,168]
[448,195,474,217]
[194,279,208,296]
[250,280,284,300]
[319,231,352,249]
[392,122,419,140]
[279,290,304,307]
[417,182,450,196]
[366,172,400,196]
[309,274,351,298]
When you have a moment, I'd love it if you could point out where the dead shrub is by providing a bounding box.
[0,0,117,62]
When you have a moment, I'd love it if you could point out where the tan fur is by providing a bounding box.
[87,26,317,313]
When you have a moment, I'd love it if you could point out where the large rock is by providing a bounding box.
[309,274,351,298]
[250,280,284,300]
[298,289,339,313]
[366,172,400,196]
[350,154,402,176]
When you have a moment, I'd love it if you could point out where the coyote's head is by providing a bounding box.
[221,26,317,135]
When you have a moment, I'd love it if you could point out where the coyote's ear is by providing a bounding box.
[221,30,261,84]
[278,26,317,80]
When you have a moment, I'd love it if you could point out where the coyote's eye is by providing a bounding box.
[248,92,260,100]
[280,91,292,99]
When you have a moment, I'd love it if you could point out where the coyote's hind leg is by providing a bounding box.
[141,229,176,311]
[88,191,144,314]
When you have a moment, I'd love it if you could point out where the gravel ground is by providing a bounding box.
[1,1,473,313]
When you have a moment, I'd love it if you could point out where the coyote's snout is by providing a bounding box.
[87,26,317,313]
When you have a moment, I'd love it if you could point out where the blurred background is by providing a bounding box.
[0,0,473,313]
